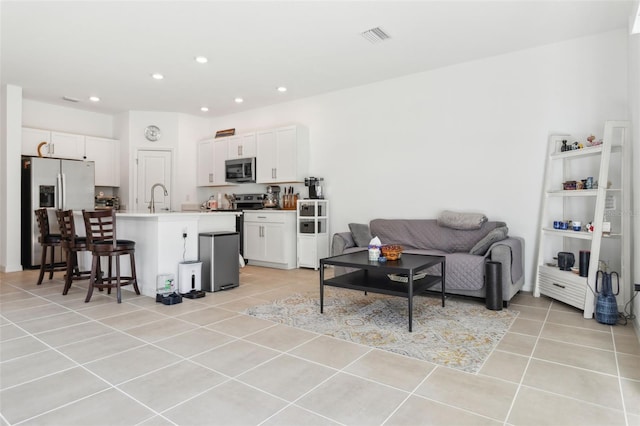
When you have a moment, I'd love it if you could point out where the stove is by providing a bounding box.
[232,193,265,210]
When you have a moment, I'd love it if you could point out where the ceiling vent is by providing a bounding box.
[62,96,80,103]
[360,27,390,44]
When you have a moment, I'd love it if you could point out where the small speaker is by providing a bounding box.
[579,251,590,277]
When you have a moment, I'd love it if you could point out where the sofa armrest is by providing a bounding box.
[486,236,525,304]
[332,232,356,256]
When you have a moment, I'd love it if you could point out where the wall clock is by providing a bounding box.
[144,125,161,142]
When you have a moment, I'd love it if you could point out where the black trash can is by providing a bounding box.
[485,261,502,310]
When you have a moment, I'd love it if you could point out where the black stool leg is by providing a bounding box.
[37,245,47,285]
[115,254,122,303]
[62,249,74,295]
[48,245,56,280]
[130,252,140,295]
[86,254,99,303]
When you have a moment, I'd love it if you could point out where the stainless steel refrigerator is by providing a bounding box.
[21,156,95,268]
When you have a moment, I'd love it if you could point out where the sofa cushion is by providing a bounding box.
[349,223,373,247]
[437,210,487,230]
[470,226,509,255]
[405,250,486,291]
[370,219,504,253]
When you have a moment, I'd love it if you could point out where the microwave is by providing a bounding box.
[225,158,256,183]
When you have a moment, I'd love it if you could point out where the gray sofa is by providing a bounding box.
[332,217,525,307]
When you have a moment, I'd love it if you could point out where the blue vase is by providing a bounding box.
[595,271,619,325]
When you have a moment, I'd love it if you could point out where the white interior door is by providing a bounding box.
[137,150,172,212]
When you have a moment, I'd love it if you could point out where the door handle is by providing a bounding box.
[56,174,62,208]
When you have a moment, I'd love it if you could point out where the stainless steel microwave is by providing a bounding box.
[225,157,256,183]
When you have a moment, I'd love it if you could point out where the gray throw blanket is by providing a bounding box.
[437,210,487,230]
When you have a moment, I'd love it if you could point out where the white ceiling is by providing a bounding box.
[1,1,634,117]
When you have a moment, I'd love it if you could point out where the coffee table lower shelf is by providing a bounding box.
[321,267,444,332]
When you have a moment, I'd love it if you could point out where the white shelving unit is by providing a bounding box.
[296,199,329,270]
[534,121,631,319]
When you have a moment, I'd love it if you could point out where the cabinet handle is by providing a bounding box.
[552,283,566,289]
[272,168,276,179]
[257,216,267,219]
[238,146,242,156]
[209,173,213,183]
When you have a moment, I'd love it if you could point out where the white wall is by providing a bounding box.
[0,85,23,272]
[205,29,629,291]
[22,99,114,138]
[629,28,640,333]
[120,111,210,211]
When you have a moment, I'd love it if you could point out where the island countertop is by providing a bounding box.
[74,210,239,297]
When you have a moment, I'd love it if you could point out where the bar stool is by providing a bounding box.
[34,208,64,285]
[82,209,140,303]
[56,210,91,295]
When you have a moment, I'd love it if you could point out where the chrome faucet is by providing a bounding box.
[149,183,168,213]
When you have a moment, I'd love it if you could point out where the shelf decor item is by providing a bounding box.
[381,244,403,261]
[595,270,619,325]
[215,128,235,138]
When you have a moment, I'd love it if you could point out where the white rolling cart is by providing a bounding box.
[296,199,329,270]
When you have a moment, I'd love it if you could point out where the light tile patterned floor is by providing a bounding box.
[1,266,639,425]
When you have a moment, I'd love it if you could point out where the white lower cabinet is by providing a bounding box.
[243,211,296,269]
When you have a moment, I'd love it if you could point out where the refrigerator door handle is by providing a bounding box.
[56,173,63,209]
[61,173,66,209]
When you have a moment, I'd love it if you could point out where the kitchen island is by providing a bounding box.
[76,211,239,298]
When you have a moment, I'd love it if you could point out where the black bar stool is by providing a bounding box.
[34,208,64,285]
[56,210,91,295]
[82,209,140,303]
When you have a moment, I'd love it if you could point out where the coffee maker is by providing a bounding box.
[304,177,324,199]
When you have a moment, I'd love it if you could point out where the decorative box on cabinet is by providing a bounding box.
[296,199,328,270]
[533,121,631,319]
[243,210,296,269]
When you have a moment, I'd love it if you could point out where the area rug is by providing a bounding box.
[245,289,518,373]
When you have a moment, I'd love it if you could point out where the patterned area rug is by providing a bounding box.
[245,288,518,373]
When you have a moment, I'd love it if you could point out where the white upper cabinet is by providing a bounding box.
[22,127,121,187]
[227,133,257,160]
[197,138,228,186]
[50,131,85,160]
[85,136,120,187]
[256,125,308,184]
[22,128,51,157]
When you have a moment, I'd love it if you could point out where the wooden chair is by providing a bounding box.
[82,209,140,303]
[55,210,91,295]
[34,208,64,285]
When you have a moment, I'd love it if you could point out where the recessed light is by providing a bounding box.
[89,96,100,102]
[195,56,208,64]
[234,97,244,103]
[200,107,209,112]
[277,86,287,92]
[151,73,164,80]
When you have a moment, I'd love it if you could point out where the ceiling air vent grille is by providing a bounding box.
[360,27,390,44]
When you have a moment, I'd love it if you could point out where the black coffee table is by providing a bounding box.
[319,251,446,332]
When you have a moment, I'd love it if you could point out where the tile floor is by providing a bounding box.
[1,266,639,426]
